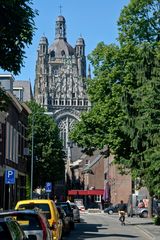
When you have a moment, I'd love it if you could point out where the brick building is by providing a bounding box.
[0,75,31,209]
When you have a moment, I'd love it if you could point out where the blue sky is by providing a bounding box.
[5,0,130,89]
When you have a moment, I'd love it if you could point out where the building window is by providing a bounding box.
[94,195,101,202]
[66,100,70,105]
[61,50,65,57]
[78,100,82,106]
[13,88,24,101]
[72,100,76,106]
[85,160,89,165]
[104,172,107,180]
[84,100,88,106]
[50,51,55,59]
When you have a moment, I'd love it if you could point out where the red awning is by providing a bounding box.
[68,189,104,196]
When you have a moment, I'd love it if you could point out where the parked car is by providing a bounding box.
[104,203,127,214]
[69,203,80,222]
[15,199,63,240]
[56,202,74,230]
[0,209,52,240]
[56,205,71,235]
[0,216,35,240]
[74,199,85,212]
[136,200,160,218]
[136,207,148,218]
[104,204,119,214]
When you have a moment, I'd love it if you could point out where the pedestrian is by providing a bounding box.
[118,200,126,225]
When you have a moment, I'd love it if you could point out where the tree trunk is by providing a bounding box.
[148,195,153,218]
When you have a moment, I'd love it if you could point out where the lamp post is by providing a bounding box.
[67,141,73,164]
[30,114,34,199]
[30,112,53,199]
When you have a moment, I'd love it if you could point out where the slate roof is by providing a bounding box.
[13,80,33,102]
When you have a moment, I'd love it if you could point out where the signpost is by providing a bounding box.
[5,170,15,184]
[5,170,15,209]
[45,182,52,199]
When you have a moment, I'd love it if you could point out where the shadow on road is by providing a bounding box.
[65,221,139,239]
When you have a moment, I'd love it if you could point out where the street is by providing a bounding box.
[64,213,151,240]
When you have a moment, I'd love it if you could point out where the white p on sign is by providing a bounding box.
[45,182,52,192]
[5,170,15,184]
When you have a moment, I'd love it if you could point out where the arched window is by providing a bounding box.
[61,50,65,57]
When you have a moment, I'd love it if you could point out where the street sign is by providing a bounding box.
[45,182,52,193]
[5,170,15,184]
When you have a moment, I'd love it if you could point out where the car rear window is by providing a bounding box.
[18,204,51,219]
[61,205,70,214]
[15,214,41,231]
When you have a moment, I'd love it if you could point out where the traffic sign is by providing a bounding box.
[5,170,15,184]
[45,182,52,192]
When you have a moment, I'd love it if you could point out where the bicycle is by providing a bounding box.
[119,211,125,225]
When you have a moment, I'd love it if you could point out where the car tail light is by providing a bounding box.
[39,217,47,240]
[52,221,57,230]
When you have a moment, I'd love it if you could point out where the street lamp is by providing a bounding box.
[30,111,53,199]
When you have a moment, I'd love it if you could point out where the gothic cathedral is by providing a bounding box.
[34,15,90,162]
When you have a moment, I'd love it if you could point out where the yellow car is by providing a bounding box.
[15,199,63,240]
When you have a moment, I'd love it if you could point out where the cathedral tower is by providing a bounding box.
[34,15,90,162]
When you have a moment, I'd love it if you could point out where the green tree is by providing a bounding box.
[0,0,37,74]
[70,43,129,158]
[117,0,160,196]
[70,0,160,197]
[121,43,160,195]
[118,0,160,45]
[0,87,11,111]
[27,101,65,189]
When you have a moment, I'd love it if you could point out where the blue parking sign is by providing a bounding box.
[45,182,52,192]
[5,170,15,184]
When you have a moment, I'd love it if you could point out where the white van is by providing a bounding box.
[127,194,145,217]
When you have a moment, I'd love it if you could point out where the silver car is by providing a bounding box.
[69,203,80,222]
[0,210,53,240]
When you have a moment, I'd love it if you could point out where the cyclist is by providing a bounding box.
[118,200,126,225]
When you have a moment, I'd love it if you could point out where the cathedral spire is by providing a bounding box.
[55,15,66,41]
[88,64,91,79]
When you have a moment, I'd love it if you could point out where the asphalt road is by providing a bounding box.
[64,213,151,240]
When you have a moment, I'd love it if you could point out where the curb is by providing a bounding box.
[125,219,154,240]
[86,209,103,214]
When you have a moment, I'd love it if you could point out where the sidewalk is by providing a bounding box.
[126,216,160,239]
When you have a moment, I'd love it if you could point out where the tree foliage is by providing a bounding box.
[27,101,65,189]
[0,0,37,74]
[118,0,160,45]
[70,0,160,195]
[0,87,11,111]
[121,43,160,195]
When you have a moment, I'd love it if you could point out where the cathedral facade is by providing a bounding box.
[34,15,90,162]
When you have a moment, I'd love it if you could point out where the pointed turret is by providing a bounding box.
[88,64,91,79]
[76,37,86,77]
[39,36,48,55]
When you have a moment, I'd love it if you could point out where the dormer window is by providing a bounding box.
[61,50,65,57]
[50,51,55,59]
